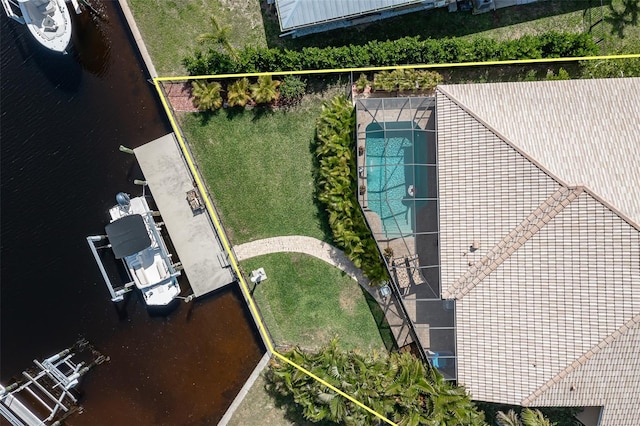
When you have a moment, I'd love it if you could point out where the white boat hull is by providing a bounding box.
[18,0,71,53]
[109,196,181,307]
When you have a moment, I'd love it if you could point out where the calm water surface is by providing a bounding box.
[0,2,264,424]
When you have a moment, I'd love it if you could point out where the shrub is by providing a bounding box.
[184,33,598,75]
[315,95,389,284]
[372,69,443,92]
[279,75,307,106]
[580,58,640,78]
[416,70,443,90]
[546,67,570,80]
[355,73,370,92]
[191,81,223,111]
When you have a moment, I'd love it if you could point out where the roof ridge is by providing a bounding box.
[436,86,573,188]
[443,186,584,299]
[278,0,301,30]
[436,84,640,233]
[521,311,640,407]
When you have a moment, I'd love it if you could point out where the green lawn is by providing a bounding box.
[264,0,638,54]
[241,253,394,352]
[227,373,332,426]
[264,1,585,48]
[126,0,268,76]
[179,97,331,245]
[128,0,638,77]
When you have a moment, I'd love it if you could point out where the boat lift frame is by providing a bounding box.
[87,202,182,304]
[86,234,135,302]
[0,339,107,426]
[2,0,25,23]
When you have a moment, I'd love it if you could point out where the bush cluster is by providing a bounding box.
[278,75,307,107]
[315,95,389,284]
[190,75,288,111]
[371,69,443,92]
[184,32,598,75]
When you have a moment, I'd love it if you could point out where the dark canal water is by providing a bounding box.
[0,2,264,424]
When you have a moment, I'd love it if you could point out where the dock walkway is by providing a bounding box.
[134,133,235,297]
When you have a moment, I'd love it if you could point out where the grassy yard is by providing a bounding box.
[126,0,268,76]
[262,0,638,54]
[179,94,335,245]
[241,253,394,353]
[128,0,638,77]
[227,372,334,426]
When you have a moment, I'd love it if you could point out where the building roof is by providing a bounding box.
[275,0,425,31]
[435,78,640,425]
[439,78,640,229]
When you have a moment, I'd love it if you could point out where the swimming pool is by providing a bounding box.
[366,122,423,238]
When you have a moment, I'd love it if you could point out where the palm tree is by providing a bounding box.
[521,408,554,426]
[416,70,443,92]
[191,81,222,111]
[373,70,397,92]
[497,410,522,426]
[251,75,281,105]
[197,15,238,60]
[497,408,555,426]
[226,77,252,107]
[266,341,487,426]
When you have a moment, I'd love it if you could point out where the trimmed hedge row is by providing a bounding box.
[184,32,598,75]
[315,95,389,284]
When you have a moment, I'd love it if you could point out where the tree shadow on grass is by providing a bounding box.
[263,374,339,426]
[195,109,221,126]
[223,105,246,120]
[606,0,639,38]
[250,105,275,123]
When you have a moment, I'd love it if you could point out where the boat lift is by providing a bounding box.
[0,339,107,426]
[86,233,135,303]
[87,192,183,305]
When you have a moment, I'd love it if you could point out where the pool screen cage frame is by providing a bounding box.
[355,96,457,381]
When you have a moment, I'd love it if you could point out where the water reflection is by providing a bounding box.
[1,1,264,424]
[72,2,111,77]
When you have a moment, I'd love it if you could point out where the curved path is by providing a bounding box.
[233,235,415,359]
[234,235,371,287]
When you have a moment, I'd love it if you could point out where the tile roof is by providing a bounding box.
[436,80,640,424]
[525,315,640,425]
[439,78,640,228]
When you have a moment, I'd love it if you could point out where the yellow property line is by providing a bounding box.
[152,53,638,424]
[152,79,398,425]
[155,53,640,81]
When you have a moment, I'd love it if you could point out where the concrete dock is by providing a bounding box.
[134,133,235,297]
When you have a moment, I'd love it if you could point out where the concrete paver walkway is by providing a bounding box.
[234,235,370,286]
[234,235,414,348]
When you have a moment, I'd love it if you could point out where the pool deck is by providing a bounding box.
[134,133,235,298]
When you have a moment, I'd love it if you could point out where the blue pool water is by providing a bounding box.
[366,124,418,238]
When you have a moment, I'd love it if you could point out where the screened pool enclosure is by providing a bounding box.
[356,97,456,380]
